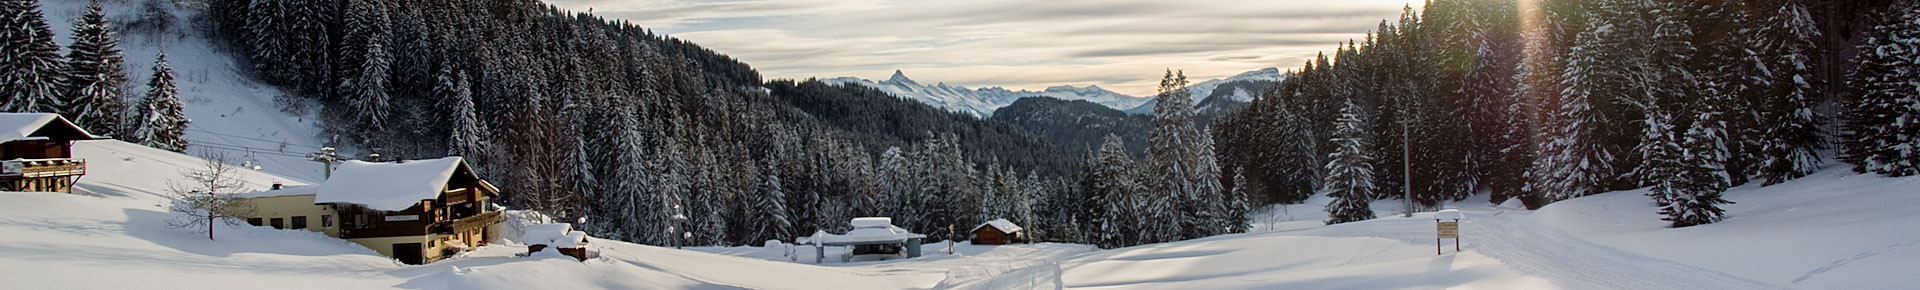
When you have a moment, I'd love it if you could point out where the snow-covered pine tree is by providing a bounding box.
[1635,108,1685,208]
[336,0,391,137]
[751,160,793,244]
[1324,100,1376,225]
[0,0,66,113]
[876,146,917,227]
[1143,69,1195,243]
[133,52,187,152]
[1226,169,1251,233]
[1753,1,1826,185]
[1666,89,1734,227]
[1192,127,1226,237]
[1637,0,1701,208]
[61,0,128,138]
[1543,25,1618,203]
[689,145,730,246]
[1088,134,1138,248]
[444,69,484,158]
[1841,2,1920,177]
[977,160,1001,224]
[1018,170,1040,238]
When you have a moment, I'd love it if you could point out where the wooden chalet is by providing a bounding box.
[0,113,95,193]
[970,218,1023,245]
[241,157,502,264]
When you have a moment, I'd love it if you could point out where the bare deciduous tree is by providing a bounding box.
[167,151,254,240]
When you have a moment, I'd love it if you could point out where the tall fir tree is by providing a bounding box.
[1665,91,1734,227]
[1087,134,1138,248]
[1324,101,1376,225]
[750,160,792,244]
[61,0,128,138]
[1841,2,1920,177]
[336,0,392,139]
[444,69,484,158]
[132,52,187,152]
[1753,1,1827,185]
[1143,69,1202,242]
[1543,24,1618,203]
[0,0,66,113]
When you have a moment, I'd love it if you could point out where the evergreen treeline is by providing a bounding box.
[211,0,1194,247]
[1213,0,1919,227]
[0,0,187,151]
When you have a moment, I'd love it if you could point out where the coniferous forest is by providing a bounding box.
[3,0,1917,250]
[1212,0,1919,228]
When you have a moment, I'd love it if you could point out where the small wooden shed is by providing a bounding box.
[969,218,1023,245]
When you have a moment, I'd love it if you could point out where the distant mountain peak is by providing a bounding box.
[824,70,1149,118]
[888,70,913,84]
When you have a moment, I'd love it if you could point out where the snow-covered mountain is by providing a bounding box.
[1125,67,1286,115]
[826,68,1283,118]
[824,70,1146,118]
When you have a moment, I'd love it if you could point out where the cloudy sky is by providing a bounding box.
[544,0,1423,96]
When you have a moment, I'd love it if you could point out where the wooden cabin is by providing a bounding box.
[240,157,502,264]
[0,113,95,193]
[969,218,1023,245]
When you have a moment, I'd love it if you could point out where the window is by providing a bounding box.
[270,218,284,229]
[291,216,308,229]
[248,218,263,226]
[322,215,333,228]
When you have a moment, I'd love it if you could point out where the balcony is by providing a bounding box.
[433,210,503,234]
[2,158,85,178]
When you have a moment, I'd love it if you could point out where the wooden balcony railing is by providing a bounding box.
[2,158,85,178]
[435,210,503,235]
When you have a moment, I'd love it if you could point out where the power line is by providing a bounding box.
[184,128,327,150]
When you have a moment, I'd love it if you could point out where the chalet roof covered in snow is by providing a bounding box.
[314,157,468,211]
[0,113,94,144]
[237,185,320,198]
[971,218,1022,233]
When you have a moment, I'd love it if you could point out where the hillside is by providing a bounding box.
[5,140,1914,289]
[40,0,329,181]
[988,97,1151,156]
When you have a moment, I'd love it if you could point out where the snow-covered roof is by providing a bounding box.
[851,217,893,229]
[314,157,467,211]
[1435,209,1465,220]
[520,223,588,248]
[0,113,94,144]
[812,218,926,245]
[236,186,319,198]
[971,218,1022,234]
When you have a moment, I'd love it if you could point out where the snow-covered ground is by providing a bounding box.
[4,139,1912,289]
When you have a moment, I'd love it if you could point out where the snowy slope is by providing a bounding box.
[824,70,1147,118]
[5,142,1917,290]
[42,0,329,182]
[0,140,966,290]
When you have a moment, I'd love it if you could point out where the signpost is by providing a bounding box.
[1435,209,1462,255]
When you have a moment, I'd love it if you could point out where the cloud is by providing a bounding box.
[544,0,1423,96]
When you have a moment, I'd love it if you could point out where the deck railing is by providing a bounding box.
[2,158,85,178]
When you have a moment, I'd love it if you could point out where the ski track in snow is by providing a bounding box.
[1789,238,1920,284]
[1467,208,1787,290]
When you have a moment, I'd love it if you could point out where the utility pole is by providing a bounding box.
[1403,119,1413,218]
[306,147,340,180]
